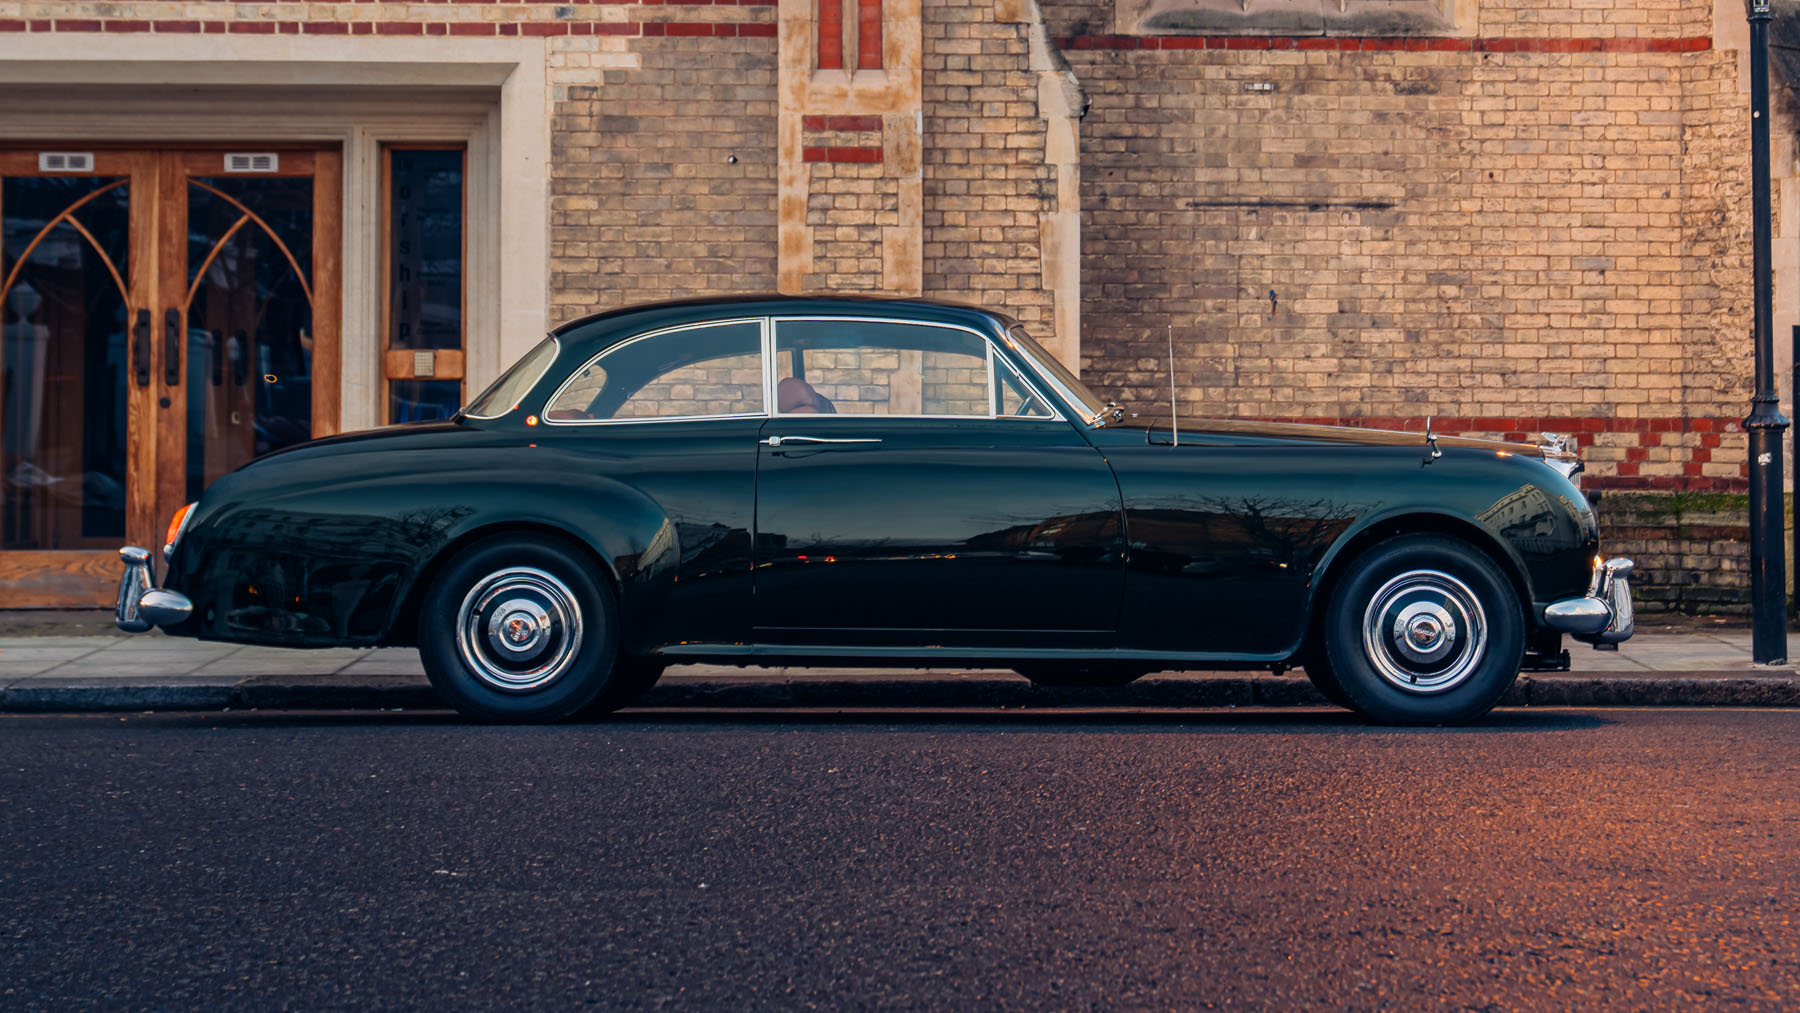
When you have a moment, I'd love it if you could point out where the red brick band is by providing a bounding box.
[802,115,883,132]
[1259,416,1743,491]
[1054,34,1713,54]
[817,0,843,69]
[802,146,884,163]
[857,0,882,69]
[1276,416,1737,435]
[0,18,777,36]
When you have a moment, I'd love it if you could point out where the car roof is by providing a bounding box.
[549,295,1018,350]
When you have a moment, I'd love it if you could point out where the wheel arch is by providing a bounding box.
[384,521,623,647]
[1299,510,1534,660]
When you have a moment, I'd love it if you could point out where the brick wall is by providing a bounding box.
[921,0,1061,341]
[1039,0,1769,609]
[551,29,781,324]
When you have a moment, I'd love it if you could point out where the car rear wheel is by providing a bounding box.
[419,536,618,722]
[1014,662,1153,688]
[579,657,666,717]
[1319,534,1524,724]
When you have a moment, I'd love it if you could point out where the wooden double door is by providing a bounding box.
[0,147,340,605]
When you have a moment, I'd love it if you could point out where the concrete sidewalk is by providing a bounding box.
[2,629,1798,712]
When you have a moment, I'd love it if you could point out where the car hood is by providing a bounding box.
[1140,417,1567,459]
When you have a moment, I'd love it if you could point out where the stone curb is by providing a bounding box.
[3,674,1799,713]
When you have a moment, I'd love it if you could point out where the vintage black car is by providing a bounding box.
[116,296,1634,724]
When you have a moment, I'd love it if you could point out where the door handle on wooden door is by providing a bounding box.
[163,309,181,386]
[132,309,150,387]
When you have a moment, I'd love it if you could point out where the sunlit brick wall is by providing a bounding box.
[920,0,1061,343]
[1043,0,1752,498]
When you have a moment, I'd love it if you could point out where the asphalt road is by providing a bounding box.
[3,708,1798,1010]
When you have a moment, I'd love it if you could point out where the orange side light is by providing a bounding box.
[165,502,196,553]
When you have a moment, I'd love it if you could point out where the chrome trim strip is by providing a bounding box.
[547,412,768,428]
[542,319,768,427]
[762,435,883,447]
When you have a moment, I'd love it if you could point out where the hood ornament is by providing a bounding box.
[1423,415,1442,464]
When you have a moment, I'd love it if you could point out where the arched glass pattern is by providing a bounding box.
[184,177,314,503]
[0,177,131,549]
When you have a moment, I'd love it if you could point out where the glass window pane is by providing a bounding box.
[387,149,463,351]
[548,321,764,421]
[773,319,990,417]
[997,360,1054,418]
[466,336,558,418]
[185,177,315,503]
[2,176,132,548]
[389,379,463,423]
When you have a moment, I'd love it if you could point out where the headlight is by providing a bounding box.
[164,502,197,561]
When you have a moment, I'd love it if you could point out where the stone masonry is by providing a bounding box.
[1,0,1791,609]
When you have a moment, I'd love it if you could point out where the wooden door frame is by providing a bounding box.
[0,144,341,607]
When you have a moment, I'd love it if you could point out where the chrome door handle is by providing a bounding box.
[761,435,883,448]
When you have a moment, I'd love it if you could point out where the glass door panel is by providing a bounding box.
[183,174,316,503]
[0,147,339,607]
[0,173,134,550]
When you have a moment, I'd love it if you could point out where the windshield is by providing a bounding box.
[464,336,560,419]
[1005,325,1113,425]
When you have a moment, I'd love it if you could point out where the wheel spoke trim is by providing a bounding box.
[1359,568,1487,695]
[455,566,584,693]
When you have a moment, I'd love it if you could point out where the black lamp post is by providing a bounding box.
[1747,0,1790,663]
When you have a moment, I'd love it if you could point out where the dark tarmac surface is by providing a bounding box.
[3,707,1798,1009]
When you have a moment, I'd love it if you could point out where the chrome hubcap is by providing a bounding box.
[1361,569,1487,694]
[456,567,583,692]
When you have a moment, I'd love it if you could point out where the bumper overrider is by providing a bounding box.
[1542,556,1636,647]
[114,546,194,633]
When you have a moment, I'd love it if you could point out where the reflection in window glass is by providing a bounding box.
[185,177,315,502]
[997,360,1054,418]
[387,149,463,351]
[548,321,764,421]
[1,176,132,547]
[466,336,557,418]
[774,320,991,417]
[389,379,463,423]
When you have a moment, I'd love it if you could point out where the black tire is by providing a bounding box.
[1300,656,1355,710]
[580,656,666,717]
[1318,534,1524,725]
[1014,662,1154,689]
[419,535,619,722]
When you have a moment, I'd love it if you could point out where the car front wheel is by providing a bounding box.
[1319,534,1525,725]
[419,536,618,722]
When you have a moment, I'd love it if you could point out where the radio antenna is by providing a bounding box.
[1168,323,1179,447]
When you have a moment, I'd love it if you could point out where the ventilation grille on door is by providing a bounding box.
[224,153,279,173]
[38,152,94,172]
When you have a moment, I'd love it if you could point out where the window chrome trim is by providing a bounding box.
[768,315,1064,422]
[542,318,769,427]
[1004,324,1106,426]
[464,336,560,420]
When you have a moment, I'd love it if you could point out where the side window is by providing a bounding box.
[996,358,1055,418]
[773,319,992,417]
[546,320,764,422]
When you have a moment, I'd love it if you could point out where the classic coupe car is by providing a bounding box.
[116,296,1634,724]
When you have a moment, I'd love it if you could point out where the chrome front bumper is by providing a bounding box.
[115,546,194,633]
[1542,556,1635,647]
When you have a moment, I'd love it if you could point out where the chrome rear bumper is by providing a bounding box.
[115,546,194,632]
[1542,557,1635,647]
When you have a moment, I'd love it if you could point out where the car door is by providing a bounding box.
[540,317,767,649]
[752,316,1125,648]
